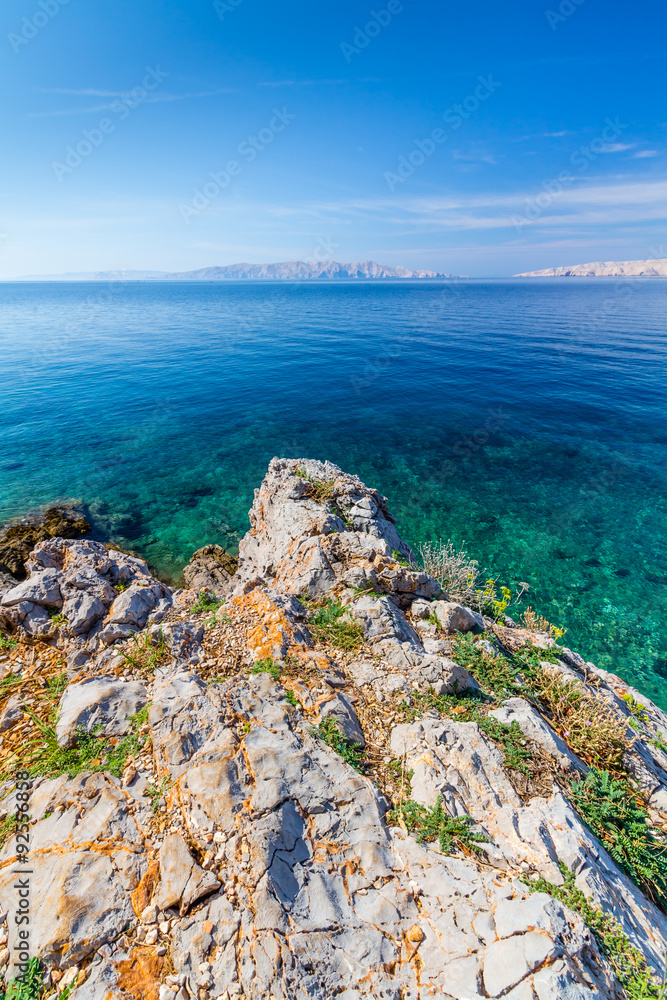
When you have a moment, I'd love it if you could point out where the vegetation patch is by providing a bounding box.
[530,667,630,772]
[191,590,223,614]
[525,862,667,1000]
[120,629,169,675]
[5,709,149,781]
[249,658,282,682]
[0,630,18,652]
[0,957,79,999]
[306,598,365,652]
[476,715,532,774]
[571,769,667,913]
[451,634,524,700]
[311,715,365,773]
[388,796,487,856]
[419,539,479,604]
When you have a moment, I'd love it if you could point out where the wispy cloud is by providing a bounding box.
[600,142,637,153]
[634,149,659,158]
[257,78,347,88]
[29,88,236,117]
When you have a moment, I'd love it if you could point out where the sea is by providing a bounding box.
[1,278,665,705]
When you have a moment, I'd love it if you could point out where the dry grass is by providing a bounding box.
[533,666,631,772]
[419,539,479,603]
[521,606,566,640]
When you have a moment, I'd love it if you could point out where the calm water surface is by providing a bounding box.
[1,279,666,704]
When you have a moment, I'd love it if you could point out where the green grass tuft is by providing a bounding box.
[0,631,18,652]
[249,658,282,681]
[307,598,365,652]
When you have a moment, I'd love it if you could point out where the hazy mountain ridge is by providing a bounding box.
[16,260,461,281]
[516,257,667,277]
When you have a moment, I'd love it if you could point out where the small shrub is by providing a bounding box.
[391,548,412,568]
[311,716,365,772]
[47,611,68,629]
[571,769,667,912]
[113,578,129,593]
[191,590,222,613]
[388,796,487,856]
[622,693,651,726]
[525,862,667,1000]
[284,689,300,709]
[250,658,282,681]
[419,539,479,603]
[307,598,365,652]
[0,631,18,652]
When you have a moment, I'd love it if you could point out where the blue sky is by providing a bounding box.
[0,0,665,277]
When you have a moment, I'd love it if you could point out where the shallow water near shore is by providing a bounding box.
[1,278,666,705]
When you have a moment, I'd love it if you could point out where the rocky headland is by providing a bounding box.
[516,258,667,277]
[0,458,666,1000]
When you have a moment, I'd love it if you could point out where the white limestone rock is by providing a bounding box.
[55,676,148,746]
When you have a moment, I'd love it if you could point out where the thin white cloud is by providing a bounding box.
[600,143,637,153]
[634,150,659,158]
[257,79,347,87]
[28,89,236,117]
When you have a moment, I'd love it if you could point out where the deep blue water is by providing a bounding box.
[1,279,666,705]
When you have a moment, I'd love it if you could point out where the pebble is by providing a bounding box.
[141,903,158,924]
[144,927,159,945]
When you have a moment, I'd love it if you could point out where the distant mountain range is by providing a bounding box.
[516,257,667,277]
[16,260,462,281]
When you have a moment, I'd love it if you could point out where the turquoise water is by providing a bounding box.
[1,279,666,705]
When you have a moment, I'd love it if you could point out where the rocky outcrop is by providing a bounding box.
[0,457,666,1000]
[182,545,238,597]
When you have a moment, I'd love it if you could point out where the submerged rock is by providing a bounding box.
[0,505,90,579]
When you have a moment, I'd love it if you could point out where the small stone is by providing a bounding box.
[0,948,10,967]
[144,927,159,945]
[407,924,424,943]
[159,920,170,934]
[141,903,158,924]
[159,987,177,1000]
[202,920,214,933]
[122,765,137,786]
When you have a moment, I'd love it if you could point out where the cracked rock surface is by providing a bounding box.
[0,457,666,999]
